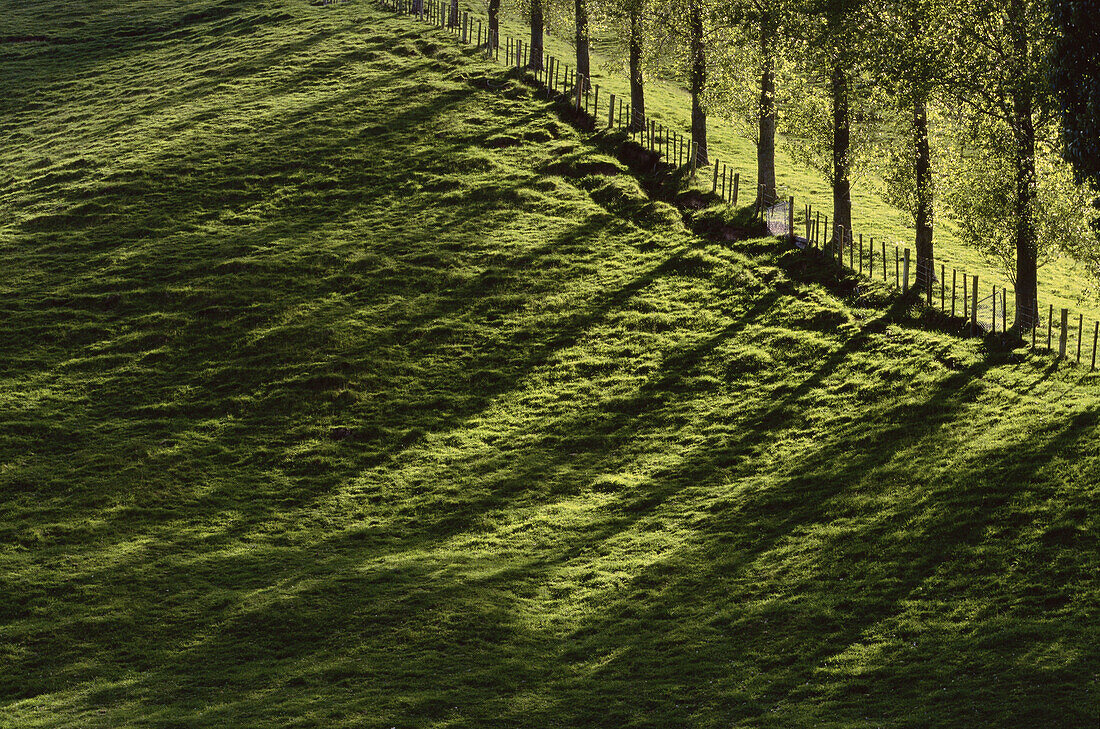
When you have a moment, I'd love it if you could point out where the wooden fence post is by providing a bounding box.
[970,276,979,335]
[903,249,910,294]
[859,234,864,274]
[951,269,957,317]
[992,286,997,333]
[1092,321,1098,370]
[963,273,969,321]
[941,264,946,312]
[1048,304,1054,350]
[690,142,697,177]
[849,231,854,268]
[732,173,739,205]
[1059,308,1069,357]
[608,94,615,128]
[1078,313,1084,363]
[712,161,720,193]
[789,197,795,242]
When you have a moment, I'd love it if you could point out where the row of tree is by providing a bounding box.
[466,0,1098,329]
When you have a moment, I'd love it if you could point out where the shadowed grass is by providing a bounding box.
[0,2,1097,728]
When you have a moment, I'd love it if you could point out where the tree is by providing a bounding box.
[650,0,713,163]
[531,0,545,69]
[710,0,793,203]
[794,0,873,248]
[864,0,963,290]
[688,0,709,164]
[575,0,593,90]
[488,0,501,48]
[948,0,1053,327]
[1051,0,1100,190]
[629,0,647,130]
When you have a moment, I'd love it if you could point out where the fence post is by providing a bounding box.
[788,197,795,242]
[1059,308,1069,358]
[690,143,698,178]
[732,173,739,205]
[941,264,946,312]
[712,162,719,193]
[894,247,900,288]
[963,273,969,321]
[951,269,957,317]
[1092,321,1098,370]
[903,249,910,294]
[1078,313,1084,363]
[1048,304,1054,350]
[1003,290,1007,333]
[970,276,980,334]
[992,286,997,333]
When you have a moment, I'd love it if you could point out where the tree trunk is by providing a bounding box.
[757,12,777,203]
[449,0,458,28]
[689,0,708,166]
[488,0,500,48]
[831,63,852,249]
[1010,0,1038,329]
[574,0,591,91]
[913,95,935,292]
[530,0,544,70]
[629,8,646,132]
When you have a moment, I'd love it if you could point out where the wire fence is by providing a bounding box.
[377,0,1099,370]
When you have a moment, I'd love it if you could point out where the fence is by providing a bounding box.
[376,0,1099,370]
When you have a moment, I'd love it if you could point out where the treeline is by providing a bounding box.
[472,0,1098,329]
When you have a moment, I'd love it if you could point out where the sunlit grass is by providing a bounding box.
[0,2,1096,727]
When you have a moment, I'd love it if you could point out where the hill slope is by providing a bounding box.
[0,2,1097,727]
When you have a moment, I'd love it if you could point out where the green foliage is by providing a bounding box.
[938,112,1099,284]
[781,74,886,187]
[1050,0,1100,189]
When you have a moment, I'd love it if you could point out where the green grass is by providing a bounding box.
[1,2,1098,727]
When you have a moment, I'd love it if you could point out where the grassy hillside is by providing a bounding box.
[1,2,1097,727]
